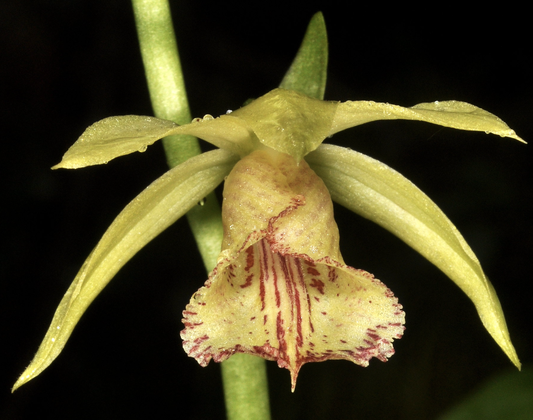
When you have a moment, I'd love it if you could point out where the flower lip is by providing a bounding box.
[181,150,405,391]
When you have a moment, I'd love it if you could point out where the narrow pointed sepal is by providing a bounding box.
[181,150,404,391]
[330,100,524,142]
[279,12,328,100]
[307,144,520,369]
[13,149,238,391]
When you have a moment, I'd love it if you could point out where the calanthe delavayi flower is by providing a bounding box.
[13,88,523,392]
[181,148,405,391]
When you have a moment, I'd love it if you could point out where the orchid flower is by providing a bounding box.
[13,87,522,392]
[13,15,522,394]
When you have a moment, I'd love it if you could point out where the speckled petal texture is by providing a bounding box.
[181,150,404,391]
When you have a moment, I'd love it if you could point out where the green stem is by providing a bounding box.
[131,1,271,419]
[221,354,272,420]
[131,0,198,167]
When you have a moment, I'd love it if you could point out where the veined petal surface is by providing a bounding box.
[307,144,520,369]
[13,149,238,391]
[181,150,404,391]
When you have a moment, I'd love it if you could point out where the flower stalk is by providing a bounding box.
[132,0,271,418]
[131,0,222,270]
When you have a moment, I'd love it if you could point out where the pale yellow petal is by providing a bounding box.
[182,239,404,392]
[330,100,524,142]
[52,115,180,169]
[307,144,520,369]
[53,114,252,169]
[13,149,238,391]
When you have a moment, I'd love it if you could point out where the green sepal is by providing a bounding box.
[279,12,328,100]
[307,144,521,369]
[13,149,238,391]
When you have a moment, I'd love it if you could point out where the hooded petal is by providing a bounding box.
[181,150,404,391]
[13,149,238,391]
[307,144,520,369]
[229,89,338,161]
[219,148,340,260]
[329,99,524,142]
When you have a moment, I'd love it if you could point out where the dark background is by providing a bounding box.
[1,1,531,419]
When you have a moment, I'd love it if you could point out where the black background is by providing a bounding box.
[1,1,531,419]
